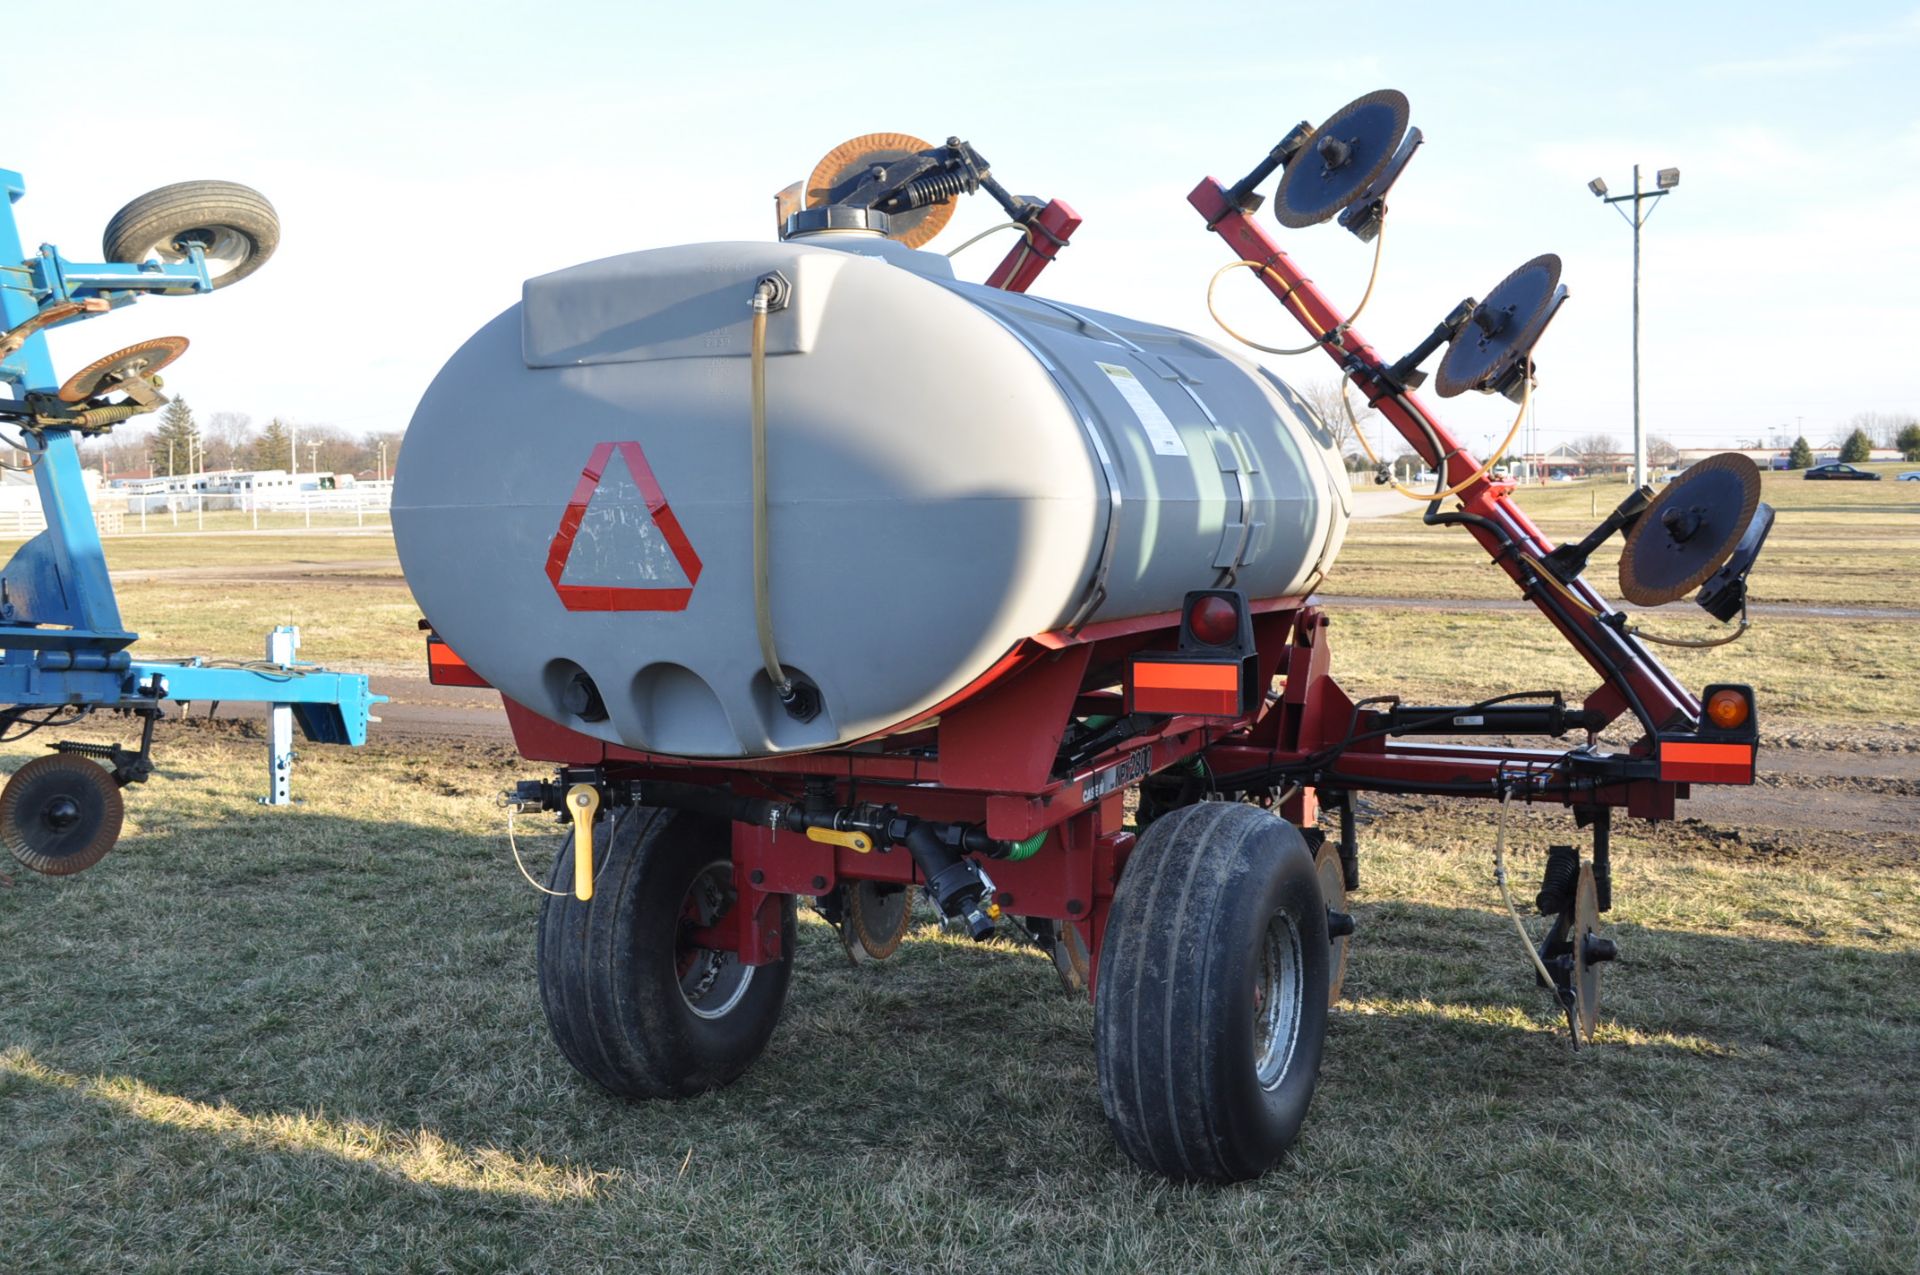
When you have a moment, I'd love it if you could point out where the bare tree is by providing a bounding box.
[1841,410,1914,448]
[79,418,155,477]
[1570,432,1620,476]
[203,411,253,471]
[1299,379,1376,463]
[1646,434,1680,467]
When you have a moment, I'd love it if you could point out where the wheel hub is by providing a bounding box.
[675,860,755,1020]
[42,795,81,831]
[1253,911,1305,1090]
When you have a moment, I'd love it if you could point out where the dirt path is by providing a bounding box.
[1313,593,1920,621]
[112,559,406,585]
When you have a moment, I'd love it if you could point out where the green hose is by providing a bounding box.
[1005,831,1047,862]
[1004,715,1121,861]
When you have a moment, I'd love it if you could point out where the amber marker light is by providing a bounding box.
[1705,688,1750,731]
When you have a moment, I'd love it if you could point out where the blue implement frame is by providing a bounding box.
[0,166,381,805]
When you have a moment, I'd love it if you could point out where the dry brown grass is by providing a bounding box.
[1,732,1915,1273]
[1335,468,1920,609]
[0,467,1913,1271]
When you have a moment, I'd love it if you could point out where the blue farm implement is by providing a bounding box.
[0,167,381,875]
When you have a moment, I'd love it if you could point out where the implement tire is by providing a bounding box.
[103,180,280,289]
[1095,801,1330,1182]
[537,806,794,1098]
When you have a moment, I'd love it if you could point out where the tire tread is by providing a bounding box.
[1095,801,1330,1181]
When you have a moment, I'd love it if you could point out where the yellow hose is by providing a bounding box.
[1203,219,1525,502]
[1341,373,1530,502]
[1491,790,1570,1043]
[945,221,1023,258]
[1203,217,1385,356]
[1523,549,1751,649]
[750,291,791,698]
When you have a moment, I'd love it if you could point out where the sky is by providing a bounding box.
[6,0,1917,460]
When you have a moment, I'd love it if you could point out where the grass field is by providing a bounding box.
[1,467,1917,1272]
[1333,464,1920,609]
[1,733,1914,1274]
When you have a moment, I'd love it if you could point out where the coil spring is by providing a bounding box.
[890,169,972,211]
[1535,843,1580,916]
[54,740,118,759]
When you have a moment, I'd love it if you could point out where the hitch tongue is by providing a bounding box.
[567,783,601,901]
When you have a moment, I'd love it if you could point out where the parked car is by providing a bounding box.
[1898,471,1920,482]
[1804,462,1881,481]
[1550,472,1575,483]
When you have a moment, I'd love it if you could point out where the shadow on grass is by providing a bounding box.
[3,809,1918,1271]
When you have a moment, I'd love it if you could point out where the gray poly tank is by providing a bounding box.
[393,227,1350,758]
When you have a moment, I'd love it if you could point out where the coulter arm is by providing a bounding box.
[1188,178,1700,749]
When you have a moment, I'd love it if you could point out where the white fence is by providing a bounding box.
[121,484,392,531]
[0,505,124,537]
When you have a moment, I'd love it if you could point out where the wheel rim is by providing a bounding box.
[143,225,253,279]
[1252,910,1305,1090]
[675,859,755,1020]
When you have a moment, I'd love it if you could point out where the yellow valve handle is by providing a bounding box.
[567,784,601,901]
[806,826,874,853]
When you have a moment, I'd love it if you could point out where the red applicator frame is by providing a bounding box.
[457,182,1754,983]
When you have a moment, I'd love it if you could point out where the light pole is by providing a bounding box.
[378,440,388,484]
[1588,164,1679,490]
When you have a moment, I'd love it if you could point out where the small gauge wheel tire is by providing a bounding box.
[103,180,280,290]
[1,753,125,876]
[537,806,795,1099]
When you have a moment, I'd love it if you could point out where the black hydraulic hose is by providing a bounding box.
[1207,689,1567,791]
[630,779,999,858]
[636,779,787,830]
[1390,382,1663,745]
[1423,490,1660,745]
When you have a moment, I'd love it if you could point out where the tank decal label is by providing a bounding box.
[1096,361,1187,457]
[544,441,703,612]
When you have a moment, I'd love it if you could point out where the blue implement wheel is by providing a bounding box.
[1,753,124,876]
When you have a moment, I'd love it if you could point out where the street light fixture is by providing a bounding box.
[1587,163,1678,489]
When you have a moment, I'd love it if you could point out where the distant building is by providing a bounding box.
[110,468,360,511]
[1675,446,1904,471]
[0,467,121,534]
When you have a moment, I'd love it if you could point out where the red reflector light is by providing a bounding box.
[1188,596,1239,646]
[1659,741,1753,784]
[427,636,491,688]
[1129,659,1242,716]
[1705,688,1750,731]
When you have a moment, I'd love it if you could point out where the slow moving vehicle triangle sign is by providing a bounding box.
[545,441,703,611]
